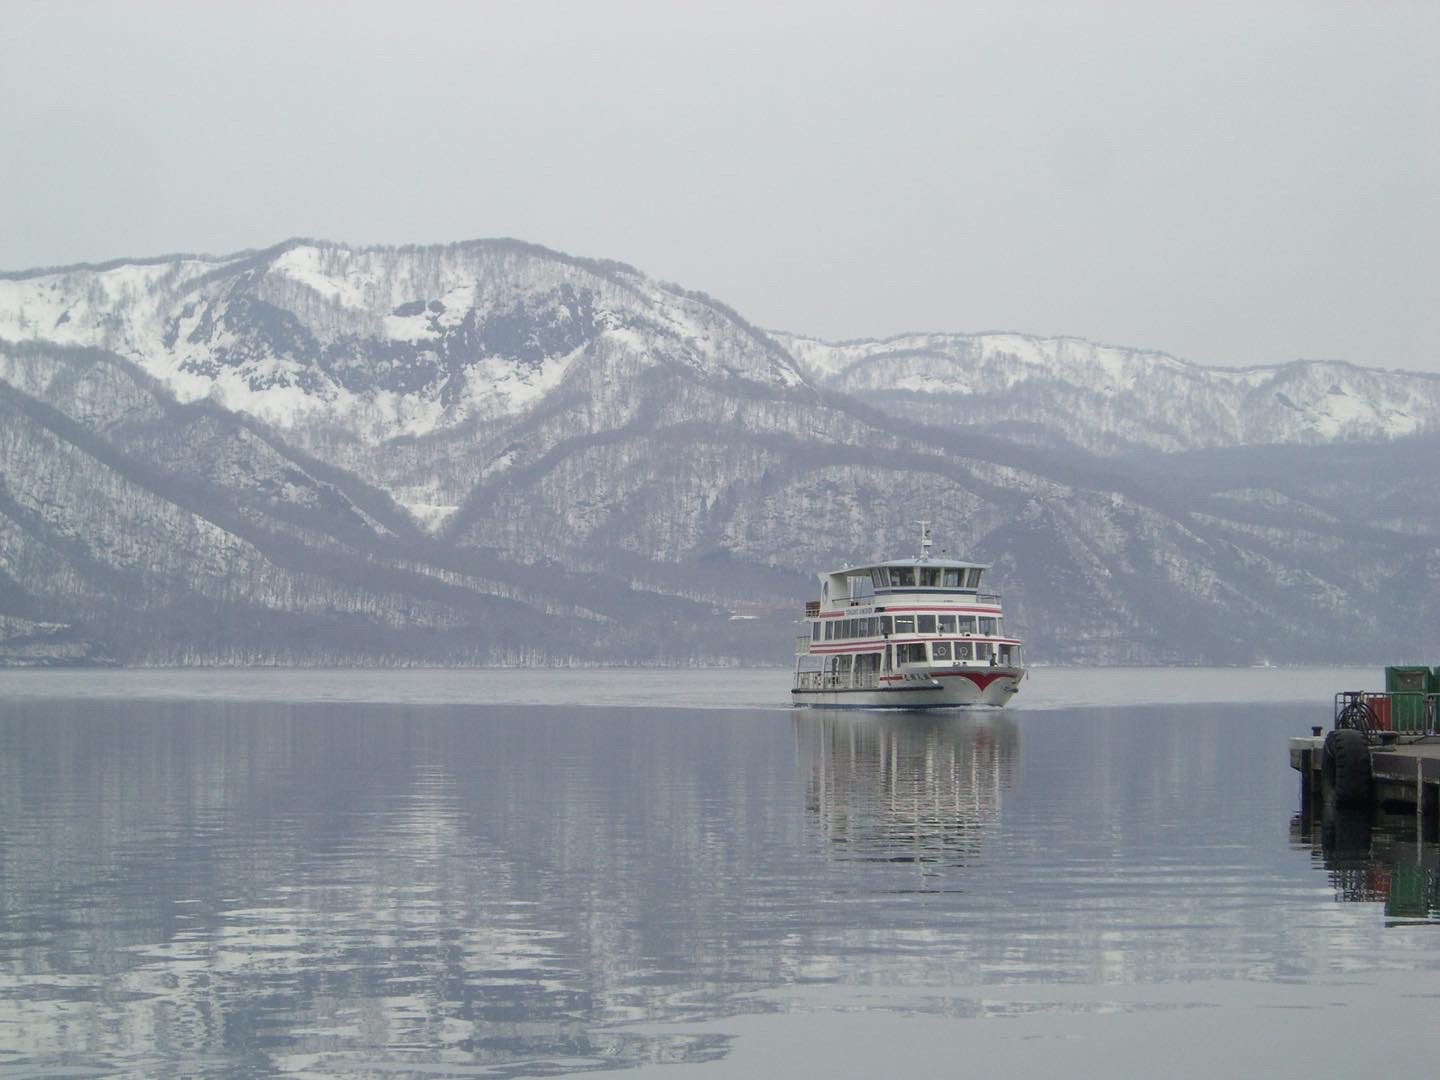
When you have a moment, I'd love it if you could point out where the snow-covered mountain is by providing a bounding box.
[776,330,1440,455]
[1,239,1436,666]
[0,240,803,528]
[0,240,803,430]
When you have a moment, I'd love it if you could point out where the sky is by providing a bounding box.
[2,1,1436,372]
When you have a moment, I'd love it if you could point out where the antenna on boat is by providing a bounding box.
[915,519,932,560]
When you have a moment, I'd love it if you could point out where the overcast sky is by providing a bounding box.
[3,1,1436,372]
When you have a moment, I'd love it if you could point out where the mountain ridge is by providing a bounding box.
[0,239,1436,667]
[774,327,1440,455]
[776,324,1433,379]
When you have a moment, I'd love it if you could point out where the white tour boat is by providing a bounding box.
[792,524,1025,709]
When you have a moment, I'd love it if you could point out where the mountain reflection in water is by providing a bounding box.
[4,691,1440,1079]
[0,701,750,1078]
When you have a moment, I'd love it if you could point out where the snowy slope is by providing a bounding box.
[1,240,1438,666]
[0,240,805,444]
[8,241,1433,463]
[774,330,1440,453]
[0,240,810,527]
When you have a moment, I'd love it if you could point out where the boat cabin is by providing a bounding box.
[797,549,1023,676]
[793,525,1025,703]
[816,559,991,611]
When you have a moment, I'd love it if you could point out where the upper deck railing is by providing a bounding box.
[804,592,1003,615]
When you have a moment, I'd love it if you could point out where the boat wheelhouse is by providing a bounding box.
[792,525,1025,709]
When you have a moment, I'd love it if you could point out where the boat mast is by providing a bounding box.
[915,519,932,560]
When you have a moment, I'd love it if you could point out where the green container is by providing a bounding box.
[1385,666,1433,733]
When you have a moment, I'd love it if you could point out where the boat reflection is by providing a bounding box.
[1292,807,1440,923]
[794,711,1019,869]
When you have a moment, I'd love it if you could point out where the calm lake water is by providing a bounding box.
[1,668,1437,1078]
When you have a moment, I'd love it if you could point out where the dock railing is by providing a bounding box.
[1334,690,1440,738]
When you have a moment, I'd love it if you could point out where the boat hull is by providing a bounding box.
[791,667,1024,710]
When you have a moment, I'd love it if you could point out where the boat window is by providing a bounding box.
[867,617,880,637]
[894,615,916,633]
[880,616,893,635]
[898,643,927,664]
[824,622,834,641]
[871,567,889,588]
[812,623,821,641]
[920,568,941,587]
[975,642,992,660]
[932,641,951,660]
[917,614,936,634]
[891,566,915,587]
[937,614,956,634]
[943,568,961,587]
[958,615,976,633]
[965,568,982,589]
[955,642,972,659]
[998,645,1013,664]
[979,617,996,636]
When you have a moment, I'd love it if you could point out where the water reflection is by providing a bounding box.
[1292,807,1440,923]
[795,712,1018,870]
[5,695,1438,1079]
[0,701,740,1077]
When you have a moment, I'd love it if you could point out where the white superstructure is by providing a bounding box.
[791,524,1025,709]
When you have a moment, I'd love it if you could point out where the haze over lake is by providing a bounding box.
[3,668,1436,1078]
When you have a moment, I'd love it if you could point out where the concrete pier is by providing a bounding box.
[1292,733,1440,837]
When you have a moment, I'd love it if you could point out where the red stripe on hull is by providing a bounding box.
[932,670,1012,690]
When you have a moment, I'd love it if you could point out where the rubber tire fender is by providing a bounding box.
[1323,728,1372,808]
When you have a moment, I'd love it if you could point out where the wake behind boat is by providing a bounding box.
[792,524,1025,709]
